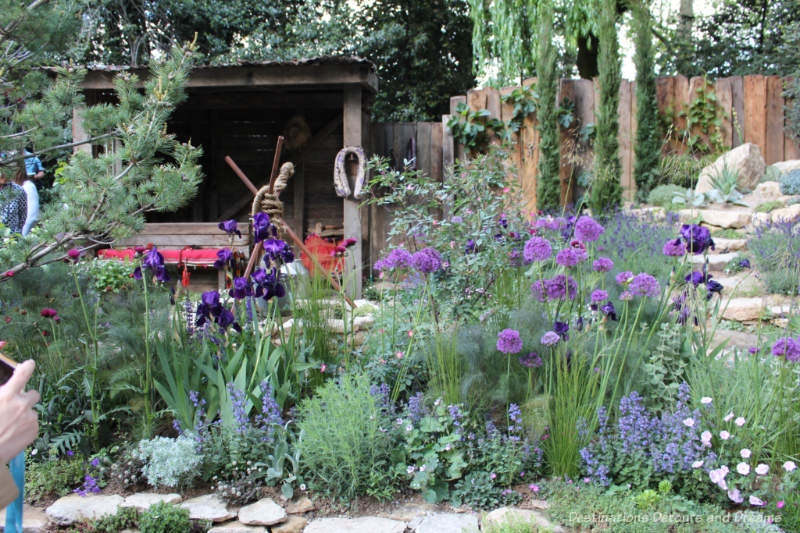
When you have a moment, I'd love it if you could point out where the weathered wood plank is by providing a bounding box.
[630,80,638,197]
[688,76,709,150]
[731,76,745,147]
[343,86,363,299]
[765,76,784,164]
[618,79,634,201]
[521,78,538,214]
[467,88,488,112]
[673,75,689,153]
[500,86,522,187]
[486,87,501,119]
[430,122,443,182]
[573,78,595,200]
[450,95,467,162]
[442,114,455,174]
[121,222,241,235]
[116,234,249,247]
[416,122,432,177]
[785,77,800,160]
[743,75,767,155]
[715,77,734,149]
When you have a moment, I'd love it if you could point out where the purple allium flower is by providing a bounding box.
[523,236,552,262]
[553,321,570,340]
[518,352,543,368]
[680,224,715,254]
[629,273,661,297]
[214,248,234,270]
[411,247,442,273]
[531,280,546,302]
[592,257,614,272]
[771,337,800,362]
[497,328,523,354]
[229,276,252,300]
[662,238,687,257]
[574,216,605,242]
[545,274,578,301]
[591,289,609,304]
[615,271,634,286]
[541,331,560,346]
[375,248,413,271]
[556,247,583,267]
[218,219,241,237]
[252,212,273,243]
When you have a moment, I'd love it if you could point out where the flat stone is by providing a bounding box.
[750,211,772,228]
[272,516,308,533]
[712,238,747,252]
[0,504,50,532]
[409,512,478,533]
[677,209,702,223]
[180,494,237,523]
[378,502,436,522]
[714,274,763,297]
[304,517,406,533]
[120,492,182,510]
[711,329,760,350]
[482,507,565,533]
[699,209,751,229]
[689,252,738,271]
[742,181,784,206]
[238,498,286,526]
[46,494,125,525]
[284,496,315,515]
[721,297,767,322]
[771,204,800,223]
[207,521,267,533]
[771,160,800,175]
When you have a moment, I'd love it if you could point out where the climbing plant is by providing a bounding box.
[536,0,561,211]
[447,103,506,153]
[632,1,660,201]
[589,0,622,211]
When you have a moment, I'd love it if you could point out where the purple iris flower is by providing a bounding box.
[229,277,252,300]
[680,224,715,255]
[465,239,477,254]
[553,321,570,341]
[685,271,708,287]
[600,301,618,321]
[252,267,285,300]
[215,307,241,332]
[263,238,294,264]
[218,219,241,237]
[252,212,273,243]
[195,291,222,326]
[214,248,234,270]
[705,279,723,299]
[133,246,169,282]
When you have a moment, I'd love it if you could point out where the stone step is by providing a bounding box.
[689,252,738,272]
[720,295,796,323]
[711,238,747,253]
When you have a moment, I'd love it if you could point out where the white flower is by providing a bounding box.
[709,466,729,489]
[692,460,704,469]
[728,488,743,504]
[737,462,750,475]
[405,424,413,432]
[740,448,751,459]
[755,464,769,476]
[701,397,713,404]
[683,417,695,428]
[735,417,746,427]
[701,431,712,446]
[720,430,731,440]
[724,412,734,422]
[407,465,415,474]
[419,465,426,472]
[784,461,797,472]
[749,495,765,506]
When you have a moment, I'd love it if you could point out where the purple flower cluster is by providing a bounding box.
[195,291,241,331]
[229,276,253,300]
[592,257,614,272]
[772,336,800,362]
[540,331,560,346]
[133,246,169,283]
[214,248,235,270]
[508,403,523,441]
[574,216,605,242]
[497,328,523,354]
[252,212,276,243]
[591,289,609,304]
[523,237,552,262]
[680,224,715,255]
[227,383,249,434]
[411,247,443,273]
[252,267,285,300]
[629,273,661,298]
[663,238,687,257]
[374,248,413,271]
[555,247,585,267]
[407,392,425,422]
[615,271,634,285]
[531,274,577,302]
[263,238,294,265]
[518,352,543,368]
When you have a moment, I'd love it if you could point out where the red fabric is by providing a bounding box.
[97,247,224,266]
[301,235,345,275]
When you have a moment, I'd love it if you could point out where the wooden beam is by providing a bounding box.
[72,106,91,155]
[343,86,363,299]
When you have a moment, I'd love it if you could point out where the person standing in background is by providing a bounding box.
[17,151,43,235]
[0,162,27,235]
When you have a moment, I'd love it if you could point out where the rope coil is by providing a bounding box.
[251,162,295,221]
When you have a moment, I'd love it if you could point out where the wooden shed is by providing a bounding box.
[72,57,377,295]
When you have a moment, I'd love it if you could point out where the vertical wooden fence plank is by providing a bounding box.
[430,122,443,182]
[416,122,432,177]
[467,88,487,112]
[688,76,709,150]
[656,76,674,153]
[521,78,538,214]
[500,86,522,191]
[442,115,454,173]
[765,76,784,164]
[673,75,689,153]
[743,75,767,155]
[714,78,734,149]
[573,78,595,201]
[731,77,745,147]
[486,87,501,119]
[630,80,638,196]
[450,95,467,162]
[785,77,800,160]
[618,79,634,201]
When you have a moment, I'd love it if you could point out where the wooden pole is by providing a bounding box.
[268,136,285,194]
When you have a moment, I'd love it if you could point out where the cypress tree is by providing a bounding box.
[535,0,561,211]
[632,1,660,200]
[589,0,623,211]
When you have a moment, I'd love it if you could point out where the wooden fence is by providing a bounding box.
[371,75,800,213]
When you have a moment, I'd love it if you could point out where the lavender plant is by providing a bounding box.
[748,219,800,295]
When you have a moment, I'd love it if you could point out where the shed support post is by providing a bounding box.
[72,106,92,155]
[343,87,363,300]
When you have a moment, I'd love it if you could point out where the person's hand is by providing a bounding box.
[0,360,39,464]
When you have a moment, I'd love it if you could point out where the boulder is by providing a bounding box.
[120,493,181,511]
[771,204,800,223]
[272,516,308,533]
[46,494,124,525]
[304,517,406,533]
[699,209,751,229]
[721,298,766,322]
[237,498,286,526]
[771,160,800,176]
[482,507,565,533]
[696,143,766,194]
[180,494,237,523]
[284,496,315,515]
[409,512,479,533]
[742,181,784,206]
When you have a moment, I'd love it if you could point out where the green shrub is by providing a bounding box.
[139,502,191,533]
[26,454,85,501]
[297,373,397,501]
[646,184,686,209]
[90,507,139,533]
[84,258,136,293]
[754,200,783,213]
[134,435,201,488]
[780,168,800,195]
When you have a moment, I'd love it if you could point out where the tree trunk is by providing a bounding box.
[678,0,694,39]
